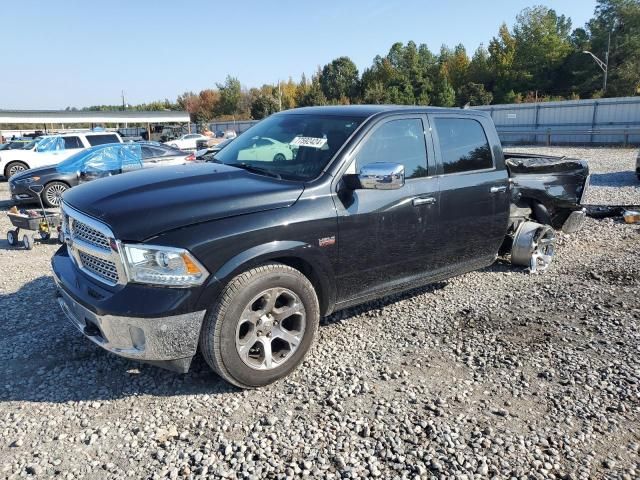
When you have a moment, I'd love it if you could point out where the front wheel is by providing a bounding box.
[42,181,68,208]
[199,263,319,388]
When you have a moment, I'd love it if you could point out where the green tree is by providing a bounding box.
[457,82,494,106]
[587,0,640,96]
[443,44,470,91]
[250,92,279,119]
[320,56,360,103]
[297,70,328,107]
[215,76,242,116]
[488,23,517,102]
[432,66,456,106]
[467,45,492,89]
[511,6,573,94]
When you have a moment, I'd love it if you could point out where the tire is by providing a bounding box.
[42,181,69,208]
[7,230,17,246]
[199,263,320,388]
[273,153,286,162]
[4,161,28,178]
[23,235,33,250]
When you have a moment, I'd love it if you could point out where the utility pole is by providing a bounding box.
[604,30,610,93]
[277,80,282,111]
[121,90,126,111]
[583,30,611,94]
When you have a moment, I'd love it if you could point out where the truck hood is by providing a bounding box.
[63,163,304,241]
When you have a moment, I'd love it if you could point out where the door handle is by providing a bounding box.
[490,186,507,194]
[413,196,437,207]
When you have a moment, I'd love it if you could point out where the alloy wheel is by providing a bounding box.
[235,287,306,370]
[529,227,556,274]
[8,164,26,176]
[45,184,67,207]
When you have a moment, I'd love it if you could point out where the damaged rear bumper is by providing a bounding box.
[562,208,587,234]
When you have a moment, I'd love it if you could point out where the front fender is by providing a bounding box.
[195,240,337,316]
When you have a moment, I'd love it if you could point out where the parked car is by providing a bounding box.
[0,139,31,151]
[52,106,589,388]
[0,131,122,178]
[237,137,294,162]
[10,142,193,207]
[164,134,208,150]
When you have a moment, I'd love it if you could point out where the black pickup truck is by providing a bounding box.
[52,106,589,388]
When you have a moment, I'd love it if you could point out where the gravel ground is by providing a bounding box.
[506,146,639,206]
[0,148,639,479]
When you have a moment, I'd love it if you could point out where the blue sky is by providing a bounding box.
[0,0,597,109]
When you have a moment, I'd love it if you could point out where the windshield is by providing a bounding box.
[22,137,42,150]
[214,114,362,180]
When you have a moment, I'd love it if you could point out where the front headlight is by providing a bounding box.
[15,176,40,185]
[122,244,209,287]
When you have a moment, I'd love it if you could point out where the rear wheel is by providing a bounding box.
[199,263,319,388]
[4,161,28,178]
[511,221,556,274]
[42,181,68,207]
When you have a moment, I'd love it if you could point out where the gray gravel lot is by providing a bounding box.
[0,147,639,479]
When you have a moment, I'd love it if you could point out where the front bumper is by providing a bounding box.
[9,182,39,204]
[52,247,206,373]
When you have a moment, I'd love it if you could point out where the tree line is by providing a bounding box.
[79,0,639,122]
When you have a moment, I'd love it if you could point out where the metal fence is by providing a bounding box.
[202,96,640,146]
[473,96,640,146]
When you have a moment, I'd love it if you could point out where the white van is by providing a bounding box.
[0,131,122,178]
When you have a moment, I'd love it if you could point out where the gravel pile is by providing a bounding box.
[0,149,639,479]
[506,146,639,206]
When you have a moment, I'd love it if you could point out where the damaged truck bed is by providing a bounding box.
[505,152,590,233]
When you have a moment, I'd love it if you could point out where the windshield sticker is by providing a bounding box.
[290,136,327,149]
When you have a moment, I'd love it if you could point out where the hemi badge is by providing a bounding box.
[318,236,336,247]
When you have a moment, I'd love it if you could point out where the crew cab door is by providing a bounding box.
[428,114,509,268]
[334,115,440,301]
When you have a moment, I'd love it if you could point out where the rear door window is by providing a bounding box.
[433,118,493,174]
[63,136,84,149]
[86,134,120,146]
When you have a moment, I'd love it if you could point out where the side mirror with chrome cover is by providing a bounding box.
[356,162,405,190]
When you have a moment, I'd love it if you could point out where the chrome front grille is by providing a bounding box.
[71,220,110,250]
[78,251,119,283]
[62,203,125,286]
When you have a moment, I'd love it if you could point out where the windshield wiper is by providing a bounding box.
[232,163,282,180]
